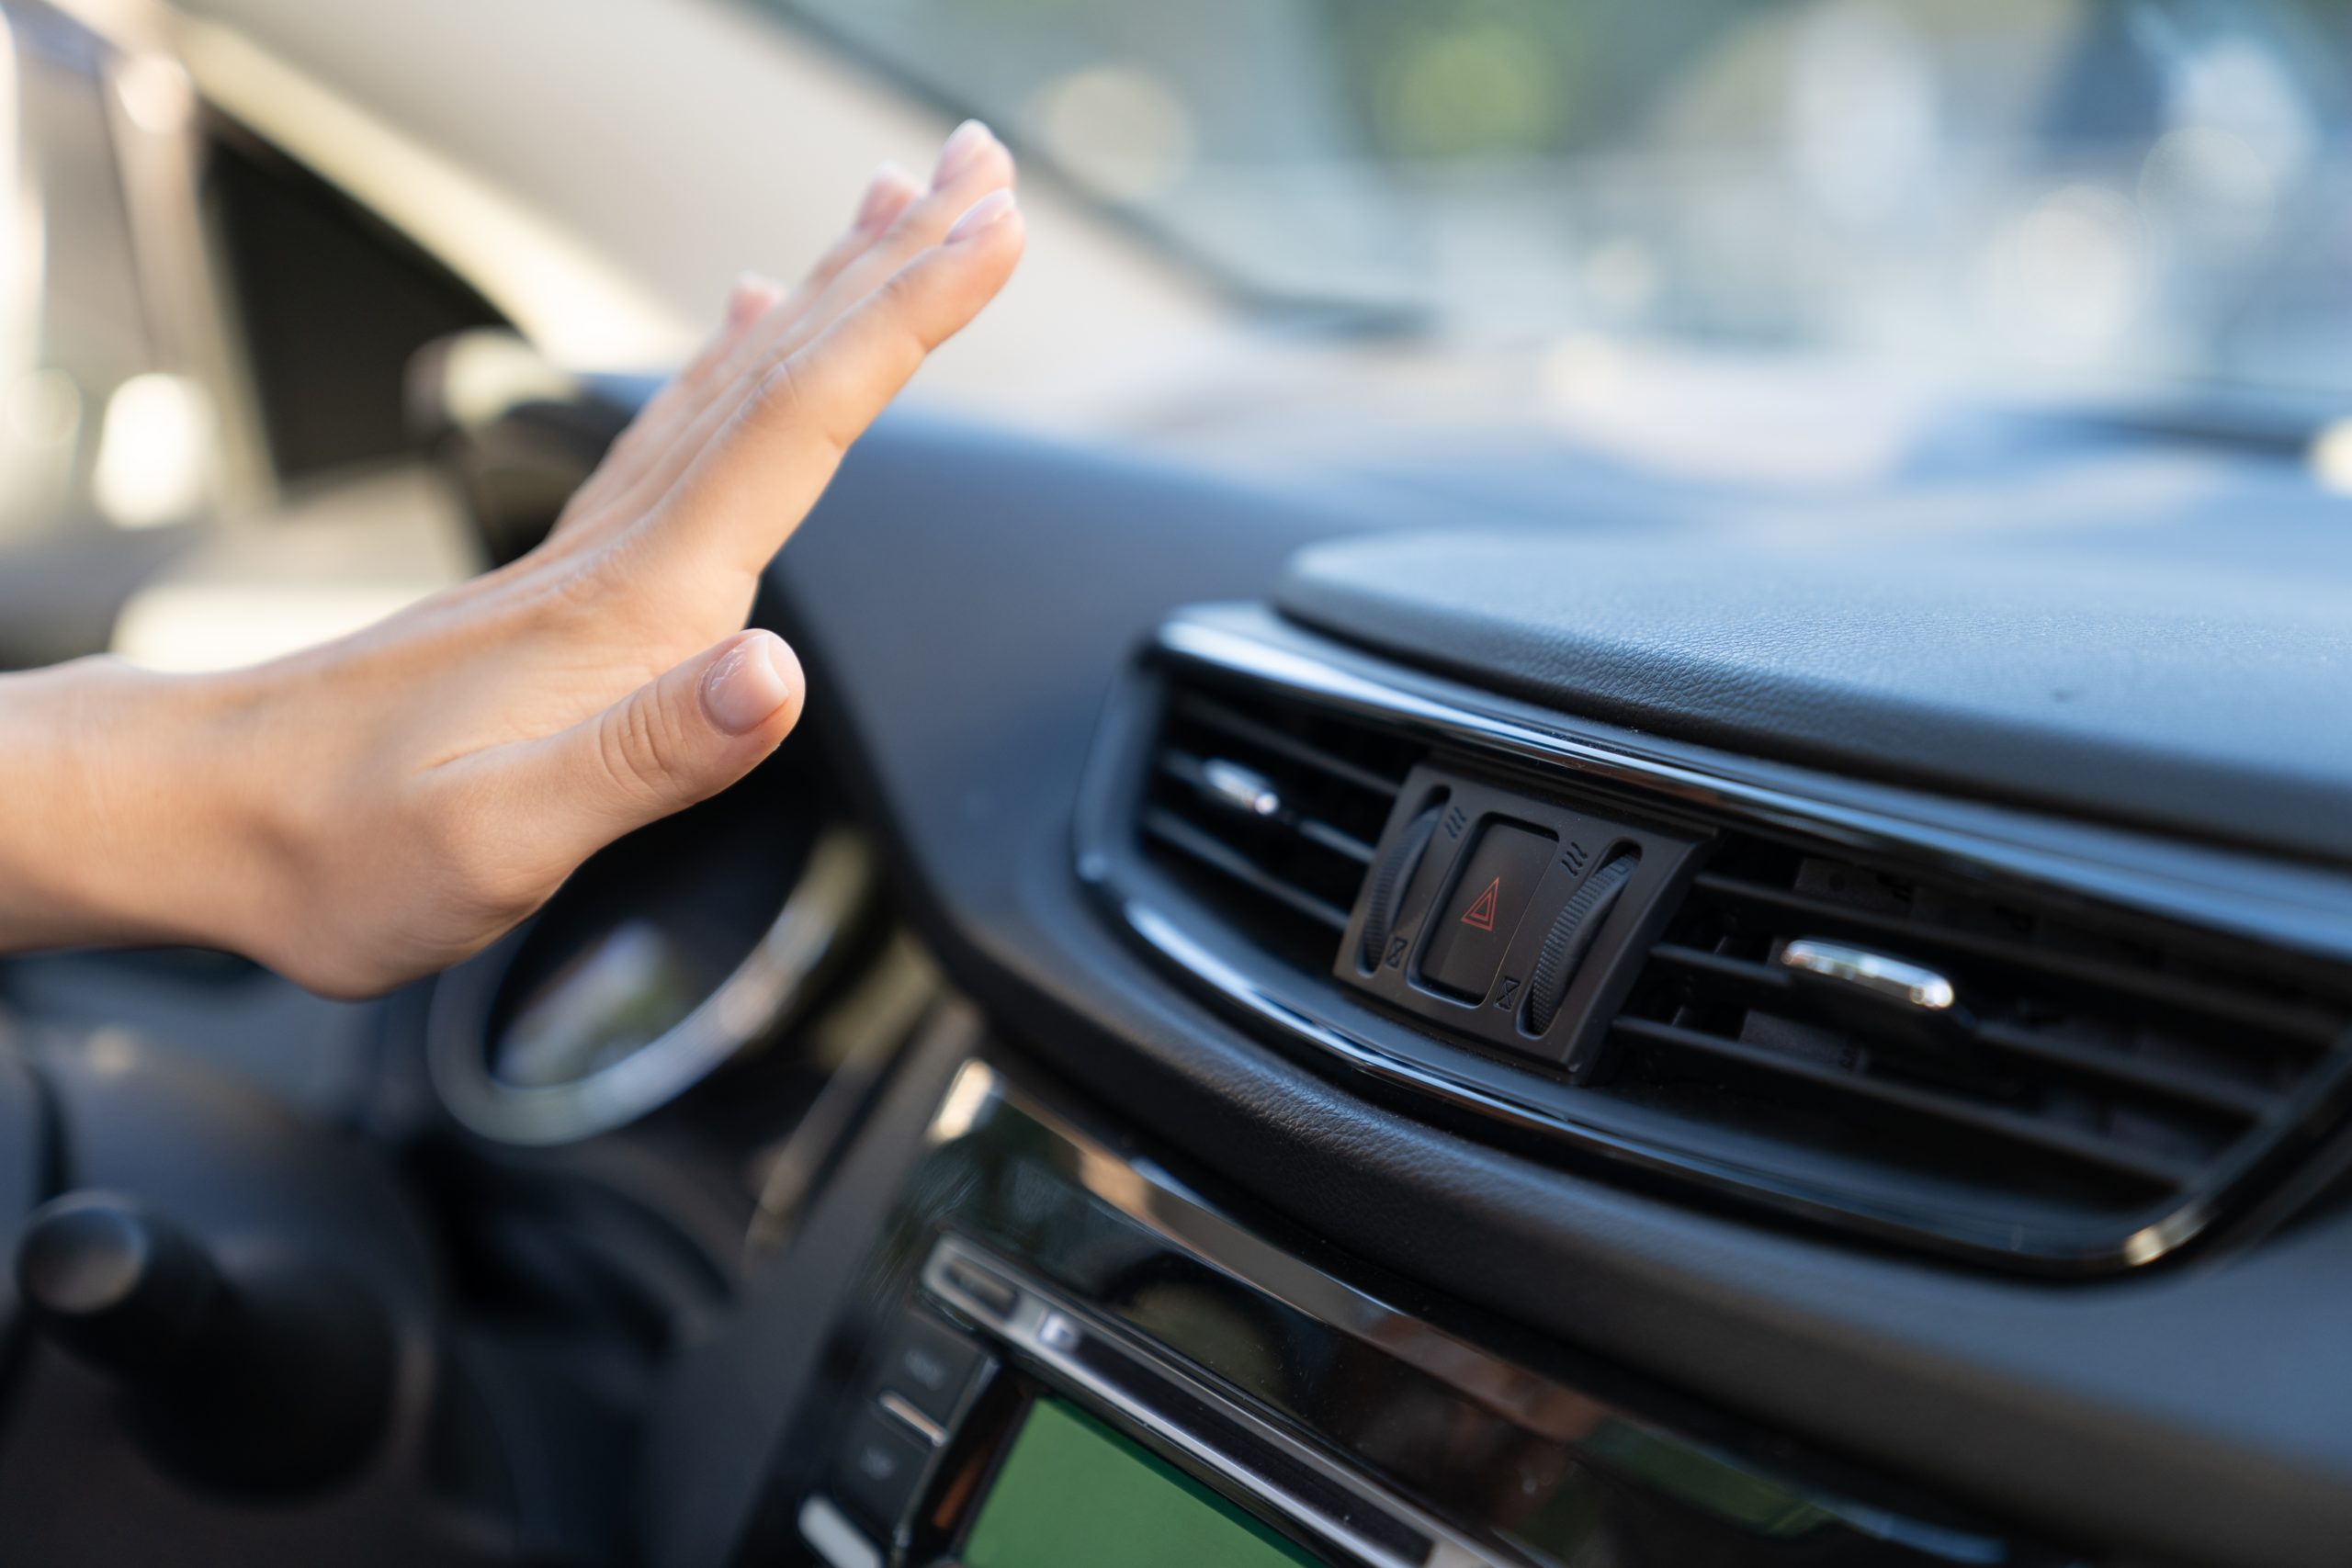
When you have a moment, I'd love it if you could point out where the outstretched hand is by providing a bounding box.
[0,123,1024,996]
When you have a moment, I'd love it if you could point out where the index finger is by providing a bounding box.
[657,189,1027,577]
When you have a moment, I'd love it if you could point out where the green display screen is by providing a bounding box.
[961,1401,1321,1568]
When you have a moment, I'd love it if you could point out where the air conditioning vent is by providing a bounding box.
[1090,611,2352,1269]
[1137,677,1420,967]
[1606,831,2352,1246]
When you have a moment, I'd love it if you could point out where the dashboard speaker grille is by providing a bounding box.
[1137,677,1417,966]
[1606,831,2352,1235]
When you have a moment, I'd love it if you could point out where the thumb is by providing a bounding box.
[502,628,804,867]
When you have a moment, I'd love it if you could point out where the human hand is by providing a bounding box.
[0,123,1023,996]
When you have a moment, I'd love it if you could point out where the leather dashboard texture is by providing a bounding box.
[1274,525,2352,864]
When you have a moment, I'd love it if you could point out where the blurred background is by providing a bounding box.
[6,0,2352,671]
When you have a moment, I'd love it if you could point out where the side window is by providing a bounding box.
[0,5,254,667]
[0,3,505,671]
[202,121,503,480]
[1,7,170,543]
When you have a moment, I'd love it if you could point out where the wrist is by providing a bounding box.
[0,656,277,956]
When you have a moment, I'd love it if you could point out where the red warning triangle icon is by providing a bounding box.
[1460,876,1501,931]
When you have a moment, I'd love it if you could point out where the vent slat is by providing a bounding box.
[1646,944,2275,1122]
[1153,751,1376,866]
[1610,1017,2199,1190]
[1141,807,1351,933]
[1170,691,1409,798]
[1141,679,1416,965]
[1295,818,1378,865]
[1969,1019,2278,1123]
[1648,942,1798,997]
[1610,831,2352,1248]
[1691,873,2341,1052]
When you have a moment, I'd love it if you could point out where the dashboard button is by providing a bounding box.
[873,1313,991,1427]
[939,1253,1020,1317]
[1418,822,1556,1000]
[798,1495,883,1568]
[828,1406,933,1535]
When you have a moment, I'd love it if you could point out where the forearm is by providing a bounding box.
[0,657,272,956]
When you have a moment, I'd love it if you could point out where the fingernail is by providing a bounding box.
[854,161,915,230]
[703,632,795,735]
[725,273,782,330]
[932,118,993,186]
[944,188,1018,244]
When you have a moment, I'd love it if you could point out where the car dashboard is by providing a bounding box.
[6,405,2352,1568]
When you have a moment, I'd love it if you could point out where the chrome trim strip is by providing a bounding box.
[875,1390,944,1447]
[427,828,872,1145]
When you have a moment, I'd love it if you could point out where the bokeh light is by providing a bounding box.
[1027,63,1196,202]
[93,373,214,528]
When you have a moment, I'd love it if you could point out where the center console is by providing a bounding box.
[677,1018,2076,1568]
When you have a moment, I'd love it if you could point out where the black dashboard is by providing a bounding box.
[7,401,2352,1568]
[692,410,2352,1565]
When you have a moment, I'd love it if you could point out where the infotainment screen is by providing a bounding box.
[960,1400,1321,1568]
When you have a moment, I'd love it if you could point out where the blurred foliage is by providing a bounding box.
[1305,0,1759,160]
[774,0,2352,383]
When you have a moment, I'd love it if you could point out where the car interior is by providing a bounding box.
[4,1,2352,1566]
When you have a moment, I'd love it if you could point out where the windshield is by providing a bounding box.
[774,0,2352,400]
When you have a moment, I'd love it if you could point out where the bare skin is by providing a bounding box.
[0,123,1025,998]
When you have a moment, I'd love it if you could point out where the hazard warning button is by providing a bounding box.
[1418,821,1556,1001]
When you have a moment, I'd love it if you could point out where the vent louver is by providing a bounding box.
[1137,678,1419,967]
[1607,832,2352,1246]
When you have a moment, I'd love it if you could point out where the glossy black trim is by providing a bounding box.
[1072,604,2352,1274]
[922,1235,1481,1568]
[808,1059,2063,1567]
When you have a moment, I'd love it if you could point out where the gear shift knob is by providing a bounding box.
[15,1190,394,1495]
[17,1193,226,1373]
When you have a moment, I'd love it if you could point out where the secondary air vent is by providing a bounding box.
[1608,831,2352,1256]
[1136,677,1419,967]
